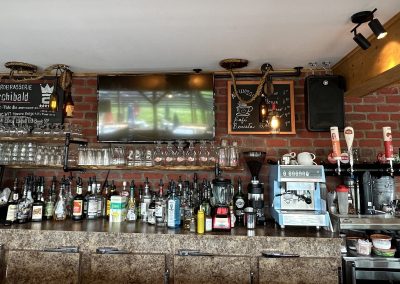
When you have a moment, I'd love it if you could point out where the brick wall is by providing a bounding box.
[4,74,400,201]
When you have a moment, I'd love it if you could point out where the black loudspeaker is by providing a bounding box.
[304,75,346,131]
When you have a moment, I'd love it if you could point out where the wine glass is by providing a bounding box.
[176,140,185,166]
[185,140,196,166]
[153,141,165,166]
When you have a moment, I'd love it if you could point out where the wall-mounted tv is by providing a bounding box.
[97,73,215,143]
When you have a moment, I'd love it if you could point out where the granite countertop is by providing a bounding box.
[0,218,339,239]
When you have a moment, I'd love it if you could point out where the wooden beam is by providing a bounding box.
[332,12,400,97]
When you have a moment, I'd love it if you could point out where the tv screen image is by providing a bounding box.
[97,74,215,142]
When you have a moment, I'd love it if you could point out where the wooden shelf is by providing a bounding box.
[0,135,87,143]
[70,165,244,171]
[1,164,64,169]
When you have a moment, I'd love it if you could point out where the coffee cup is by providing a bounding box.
[297,152,316,166]
[236,104,253,116]
[281,152,296,165]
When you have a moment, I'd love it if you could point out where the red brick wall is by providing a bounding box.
[4,74,400,200]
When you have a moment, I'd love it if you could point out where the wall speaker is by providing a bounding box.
[304,75,346,131]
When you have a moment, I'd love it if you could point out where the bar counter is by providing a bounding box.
[0,220,342,283]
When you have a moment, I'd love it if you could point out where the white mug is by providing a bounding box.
[297,152,316,165]
[281,152,296,165]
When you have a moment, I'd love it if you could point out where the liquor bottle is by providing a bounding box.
[44,176,57,220]
[72,177,84,221]
[136,185,143,220]
[120,181,129,197]
[140,177,152,222]
[102,181,109,218]
[233,177,245,226]
[31,177,45,222]
[192,173,199,210]
[167,182,181,228]
[147,193,156,225]
[83,177,92,218]
[155,179,166,227]
[64,177,74,217]
[96,182,104,217]
[17,177,32,223]
[54,181,67,221]
[87,180,98,220]
[5,178,19,225]
[106,180,119,218]
[126,180,137,222]
[200,182,212,217]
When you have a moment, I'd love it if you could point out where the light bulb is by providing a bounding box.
[49,91,58,112]
[270,115,280,130]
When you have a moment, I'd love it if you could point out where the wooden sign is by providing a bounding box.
[228,80,295,134]
[0,78,64,125]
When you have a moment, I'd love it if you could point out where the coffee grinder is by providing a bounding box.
[243,151,266,224]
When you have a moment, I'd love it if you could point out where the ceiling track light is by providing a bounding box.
[350,8,387,50]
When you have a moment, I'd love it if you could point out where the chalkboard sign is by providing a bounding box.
[228,80,295,134]
[0,78,64,125]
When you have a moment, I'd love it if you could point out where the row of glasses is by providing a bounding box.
[78,147,111,166]
[0,116,32,137]
[0,142,63,166]
[31,122,82,138]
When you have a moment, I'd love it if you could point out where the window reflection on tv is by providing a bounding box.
[97,74,215,142]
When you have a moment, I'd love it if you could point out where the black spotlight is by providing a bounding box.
[350,8,387,50]
[368,18,387,39]
[353,31,371,50]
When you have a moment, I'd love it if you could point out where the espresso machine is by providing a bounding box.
[243,151,266,224]
[211,165,233,230]
[269,164,331,229]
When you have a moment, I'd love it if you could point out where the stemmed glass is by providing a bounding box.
[198,140,209,166]
[185,140,196,166]
[176,140,185,166]
[165,141,176,166]
[153,141,165,166]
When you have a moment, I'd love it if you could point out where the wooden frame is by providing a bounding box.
[227,80,295,134]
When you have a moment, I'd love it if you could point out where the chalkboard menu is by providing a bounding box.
[0,79,63,125]
[228,80,295,134]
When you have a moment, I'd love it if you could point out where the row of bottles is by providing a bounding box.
[1,174,249,232]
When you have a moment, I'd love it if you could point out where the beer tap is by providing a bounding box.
[330,126,342,175]
[383,126,394,176]
[344,126,359,213]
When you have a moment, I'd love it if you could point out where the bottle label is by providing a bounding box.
[106,200,111,216]
[88,199,98,217]
[44,202,54,217]
[167,200,175,227]
[73,200,83,216]
[17,202,30,220]
[141,203,148,217]
[127,208,137,221]
[155,203,164,218]
[147,208,156,224]
[31,205,43,220]
[205,217,213,231]
[235,198,245,209]
[6,204,17,221]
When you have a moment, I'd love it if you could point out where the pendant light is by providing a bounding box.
[64,90,74,117]
[269,102,280,133]
[49,68,60,112]
[259,93,268,124]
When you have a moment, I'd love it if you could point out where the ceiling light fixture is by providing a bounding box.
[350,8,387,50]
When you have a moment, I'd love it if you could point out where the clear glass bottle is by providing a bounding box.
[96,182,104,218]
[120,181,129,197]
[17,177,32,223]
[72,177,84,221]
[87,179,98,220]
[167,182,181,228]
[102,181,109,218]
[147,193,156,225]
[140,177,152,222]
[83,177,92,218]
[155,179,166,227]
[54,182,67,221]
[126,180,137,222]
[64,177,74,217]
[44,176,57,220]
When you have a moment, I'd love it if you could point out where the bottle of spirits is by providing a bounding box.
[17,177,33,223]
[120,181,129,197]
[5,178,19,225]
[233,177,245,226]
[87,180,98,220]
[96,182,104,217]
[54,181,67,221]
[44,176,57,220]
[72,177,84,221]
[31,178,45,222]
[147,193,156,225]
[106,180,119,218]
[126,180,137,222]
[155,179,166,227]
[136,185,143,220]
[167,182,181,228]
[83,177,92,218]
[140,177,152,222]
[102,181,109,218]
[64,177,74,217]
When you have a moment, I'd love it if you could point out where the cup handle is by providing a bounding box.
[310,153,316,160]
[290,152,296,158]
[313,161,317,165]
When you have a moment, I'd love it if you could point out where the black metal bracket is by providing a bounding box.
[63,132,87,172]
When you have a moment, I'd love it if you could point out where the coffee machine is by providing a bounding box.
[211,165,233,230]
[269,164,331,229]
[243,151,266,224]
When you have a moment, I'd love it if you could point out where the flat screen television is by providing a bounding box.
[97,73,215,142]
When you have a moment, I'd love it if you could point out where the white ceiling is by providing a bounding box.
[0,0,399,74]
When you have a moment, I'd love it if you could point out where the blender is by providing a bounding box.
[243,151,266,224]
[211,165,233,230]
